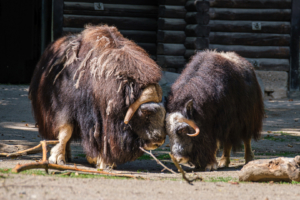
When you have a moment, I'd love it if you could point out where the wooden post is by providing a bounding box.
[290,0,300,91]
[52,0,64,40]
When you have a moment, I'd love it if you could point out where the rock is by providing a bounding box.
[255,71,288,99]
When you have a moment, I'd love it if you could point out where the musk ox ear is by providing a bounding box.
[184,99,194,119]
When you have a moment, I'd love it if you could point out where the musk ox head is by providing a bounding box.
[124,84,166,150]
[165,100,200,164]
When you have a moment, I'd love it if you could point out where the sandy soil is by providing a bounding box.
[1,84,300,200]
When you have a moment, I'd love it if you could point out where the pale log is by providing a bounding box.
[185,0,210,12]
[158,5,186,18]
[209,0,291,9]
[157,43,186,56]
[64,3,158,18]
[157,30,186,43]
[185,12,210,24]
[246,58,289,72]
[239,156,300,182]
[209,20,291,34]
[210,44,290,58]
[63,15,157,30]
[158,18,187,30]
[210,8,291,21]
[185,37,209,50]
[157,55,186,68]
[185,25,210,37]
[210,32,290,46]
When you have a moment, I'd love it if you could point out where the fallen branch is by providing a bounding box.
[11,161,138,179]
[0,141,59,157]
[239,156,300,182]
[169,153,202,185]
[10,140,143,179]
[139,147,176,174]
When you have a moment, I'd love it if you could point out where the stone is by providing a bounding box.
[255,71,288,99]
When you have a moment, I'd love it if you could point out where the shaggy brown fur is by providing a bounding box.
[29,25,165,165]
[166,50,264,169]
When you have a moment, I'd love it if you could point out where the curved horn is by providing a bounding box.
[124,84,162,124]
[178,118,200,137]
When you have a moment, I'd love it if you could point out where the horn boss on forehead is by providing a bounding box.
[124,84,162,124]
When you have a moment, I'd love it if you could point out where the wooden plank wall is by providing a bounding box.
[156,0,187,73]
[62,0,158,58]
[208,0,292,72]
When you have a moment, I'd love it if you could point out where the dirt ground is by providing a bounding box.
[1,84,300,200]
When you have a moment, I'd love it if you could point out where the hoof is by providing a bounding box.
[49,152,66,165]
[245,154,254,164]
[205,161,218,171]
[218,157,230,168]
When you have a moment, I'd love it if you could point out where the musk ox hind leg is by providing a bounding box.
[49,124,73,165]
[244,138,254,164]
[218,142,232,168]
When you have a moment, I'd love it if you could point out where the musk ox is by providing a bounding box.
[29,25,166,169]
[165,50,264,171]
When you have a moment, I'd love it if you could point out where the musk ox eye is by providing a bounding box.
[141,109,153,116]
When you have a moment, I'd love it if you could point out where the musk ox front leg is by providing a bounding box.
[49,124,73,165]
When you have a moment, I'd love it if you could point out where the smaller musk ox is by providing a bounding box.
[166,50,264,171]
[29,25,166,169]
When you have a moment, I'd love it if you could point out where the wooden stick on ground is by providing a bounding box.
[11,161,139,179]
[0,140,59,157]
[10,140,143,179]
[139,147,176,174]
[169,153,202,185]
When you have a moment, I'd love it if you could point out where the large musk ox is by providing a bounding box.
[165,50,264,171]
[29,25,166,169]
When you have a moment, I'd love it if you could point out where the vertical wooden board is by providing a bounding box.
[53,0,64,40]
[290,0,300,90]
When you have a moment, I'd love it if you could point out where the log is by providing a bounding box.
[246,58,290,72]
[157,55,186,68]
[63,15,157,31]
[210,44,290,58]
[185,49,198,59]
[209,8,291,21]
[185,25,210,37]
[157,43,186,56]
[64,0,157,5]
[158,5,186,18]
[157,30,186,43]
[62,28,156,43]
[158,0,186,5]
[64,3,158,18]
[210,32,290,46]
[209,20,291,34]
[158,18,187,30]
[185,37,209,50]
[209,0,292,9]
[185,12,210,25]
[137,43,156,55]
[186,0,210,12]
[239,156,300,182]
[53,0,64,39]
